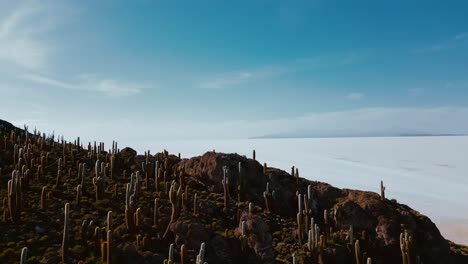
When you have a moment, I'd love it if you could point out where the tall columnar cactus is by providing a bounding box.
[252,149,256,161]
[81,163,86,191]
[134,207,141,228]
[355,240,361,264]
[20,247,28,264]
[92,165,105,201]
[193,193,198,217]
[237,161,244,202]
[62,203,70,263]
[153,198,159,227]
[7,170,21,222]
[40,186,46,209]
[55,158,62,187]
[76,184,82,206]
[240,220,247,251]
[110,155,115,180]
[307,185,317,215]
[222,166,229,212]
[107,211,112,232]
[307,229,314,251]
[400,231,413,264]
[180,244,186,264]
[263,182,271,213]
[168,243,174,263]
[13,144,18,166]
[107,230,112,264]
[155,161,159,192]
[248,202,254,215]
[380,180,386,201]
[297,193,304,242]
[196,242,206,264]
[163,181,180,238]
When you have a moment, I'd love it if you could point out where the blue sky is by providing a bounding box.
[0,0,468,144]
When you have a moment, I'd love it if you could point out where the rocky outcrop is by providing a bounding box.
[179,151,459,263]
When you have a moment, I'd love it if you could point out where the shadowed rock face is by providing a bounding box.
[235,212,274,263]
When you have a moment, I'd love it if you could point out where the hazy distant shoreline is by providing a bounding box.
[251,133,465,139]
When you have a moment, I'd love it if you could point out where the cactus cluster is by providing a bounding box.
[0,121,446,264]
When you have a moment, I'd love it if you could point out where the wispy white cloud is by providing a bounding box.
[0,2,141,98]
[346,93,365,100]
[408,88,424,96]
[414,32,468,53]
[0,0,61,70]
[199,71,254,89]
[198,52,361,89]
[454,32,468,40]
[20,73,142,97]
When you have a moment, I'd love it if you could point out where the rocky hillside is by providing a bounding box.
[0,119,467,263]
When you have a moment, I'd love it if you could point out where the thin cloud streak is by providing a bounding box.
[20,73,142,97]
[198,52,361,89]
[346,93,365,100]
[414,32,468,53]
